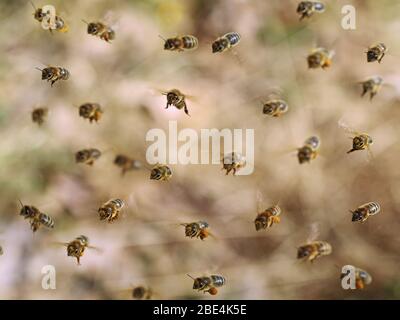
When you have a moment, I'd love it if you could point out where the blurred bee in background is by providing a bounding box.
[36,65,69,86]
[366,43,387,63]
[114,155,143,176]
[98,198,125,223]
[262,99,289,117]
[18,200,55,232]
[150,164,172,181]
[181,221,213,240]
[339,120,373,158]
[254,191,282,231]
[160,35,199,52]
[30,2,68,33]
[296,1,325,21]
[131,286,154,300]
[222,152,246,175]
[307,47,334,69]
[297,136,320,164]
[212,32,241,53]
[341,266,372,289]
[187,274,226,295]
[360,76,383,100]
[350,202,380,223]
[31,107,48,126]
[0,246,3,256]
[83,20,115,42]
[297,223,332,262]
[62,235,98,265]
[78,103,103,123]
[75,148,102,166]
[162,89,191,116]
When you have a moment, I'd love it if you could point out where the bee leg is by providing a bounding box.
[361,88,367,97]
[232,168,237,175]
[87,160,94,166]
[50,80,56,87]
[165,104,169,109]
[76,257,81,265]
[184,105,190,116]
[370,92,376,100]
[378,53,385,63]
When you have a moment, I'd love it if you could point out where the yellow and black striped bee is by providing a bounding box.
[131,286,154,300]
[307,48,334,69]
[114,155,142,176]
[212,32,241,53]
[262,99,289,117]
[350,202,380,223]
[222,152,246,175]
[150,164,172,181]
[366,43,387,63]
[341,266,372,289]
[63,235,98,265]
[297,136,320,164]
[83,20,115,42]
[254,205,281,231]
[78,103,103,123]
[161,35,198,52]
[296,1,325,21]
[32,107,48,126]
[36,66,69,86]
[187,274,226,295]
[30,2,68,33]
[18,200,55,233]
[297,241,332,263]
[162,89,190,116]
[339,120,373,157]
[181,221,213,240]
[360,76,383,100]
[75,148,102,166]
[98,199,125,223]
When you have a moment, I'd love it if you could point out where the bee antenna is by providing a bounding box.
[81,19,89,25]
[35,67,43,72]
[17,198,24,208]
[186,274,196,280]
[158,34,167,41]
[29,0,36,10]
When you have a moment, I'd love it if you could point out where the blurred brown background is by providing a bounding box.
[0,0,400,299]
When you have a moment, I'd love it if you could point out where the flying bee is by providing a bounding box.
[114,155,142,176]
[366,43,387,63]
[161,35,199,52]
[212,32,241,53]
[297,241,332,263]
[297,136,320,164]
[30,2,68,33]
[18,200,54,232]
[222,152,246,175]
[187,274,226,295]
[296,1,325,20]
[98,198,125,223]
[162,89,191,116]
[262,99,289,117]
[150,164,172,181]
[307,47,334,69]
[131,286,154,300]
[350,202,380,223]
[254,206,281,231]
[78,103,103,123]
[30,1,48,22]
[181,221,213,240]
[339,121,373,157]
[360,76,383,100]
[36,66,69,86]
[83,20,115,42]
[31,107,48,126]
[62,235,98,265]
[75,148,102,166]
[341,266,372,289]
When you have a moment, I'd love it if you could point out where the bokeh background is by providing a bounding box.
[0,0,400,299]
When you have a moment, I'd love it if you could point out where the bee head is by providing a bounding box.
[297,246,310,259]
[192,278,207,290]
[132,286,146,299]
[87,23,98,35]
[212,39,227,53]
[254,216,267,231]
[75,151,87,163]
[67,244,80,257]
[20,205,36,218]
[296,2,307,13]
[150,169,161,180]
[41,68,53,80]
[366,50,377,62]
[34,8,46,21]
[351,210,363,222]
[297,146,312,164]
[164,38,179,50]
[114,155,128,166]
[262,104,275,115]
[307,54,321,68]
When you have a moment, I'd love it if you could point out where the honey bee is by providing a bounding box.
[296,1,325,21]
[366,43,387,63]
[162,89,191,116]
[262,99,289,117]
[98,199,125,223]
[222,152,246,175]
[161,35,199,52]
[341,266,372,289]
[150,164,172,181]
[339,121,373,157]
[83,20,115,42]
[114,155,143,176]
[297,241,332,262]
[75,148,102,166]
[30,2,68,33]
[31,107,48,126]
[18,200,55,232]
[78,103,103,123]
[36,66,69,86]
[297,136,320,164]
[63,235,98,265]
[187,274,226,295]
[131,286,153,300]
[212,32,241,53]
[181,221,213,240]
[254,206,281,231]
[360,76,383,100]
[350,202,380,223]
[307,48,334,69]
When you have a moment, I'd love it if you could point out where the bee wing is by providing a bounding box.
[102,10,120,31]
[366,147,374,162]
[50,241,68,247]
[256,190,263,213]
[307,222,320,243]
[87,245,103,253]
[338,119,359,135]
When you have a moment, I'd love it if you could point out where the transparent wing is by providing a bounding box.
[338,118,358,135]
[256,190,263,213]
[307,222,320,243]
